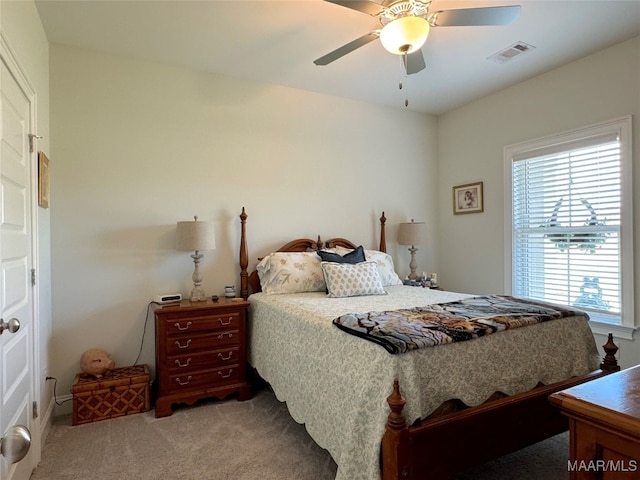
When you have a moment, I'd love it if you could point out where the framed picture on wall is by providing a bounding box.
[453,181,483,215]
[38,151,50,208]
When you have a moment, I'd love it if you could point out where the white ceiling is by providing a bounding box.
[34,0,640,114]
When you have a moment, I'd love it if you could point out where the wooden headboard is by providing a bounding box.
[238,208,387,300]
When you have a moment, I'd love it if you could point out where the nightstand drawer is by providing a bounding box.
[166,329,239,355]
[165,312,242,335]
[168,365,241,393]
[168,347,240,373]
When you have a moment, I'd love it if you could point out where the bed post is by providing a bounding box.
[239,207,249,300]
[379,212,387,253]
[382,380,410,480]
[600,333,620,373]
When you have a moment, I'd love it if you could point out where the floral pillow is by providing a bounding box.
[334,247,403,286]
[256,252,325,294]
[321,261,386,298]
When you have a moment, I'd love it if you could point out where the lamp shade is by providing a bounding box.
[379,16,430,55]
[398,220,426,246]
[176,216,216,252]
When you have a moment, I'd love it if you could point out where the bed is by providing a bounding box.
[237,208,620,480]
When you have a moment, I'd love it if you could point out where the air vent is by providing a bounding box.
[488,41,535,64]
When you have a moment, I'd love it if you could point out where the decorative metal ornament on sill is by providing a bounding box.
[543,198,608,253]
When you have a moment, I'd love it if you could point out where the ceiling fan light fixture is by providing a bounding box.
[379,16,430,55]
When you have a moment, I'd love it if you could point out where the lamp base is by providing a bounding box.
[188,251,207,302]
[407,245,419,281]
[189,286,207,302]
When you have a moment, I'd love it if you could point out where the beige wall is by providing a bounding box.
[48,33,640,407]
[49,44,439,403]
[437,36,640,368]
[1,0,52,431]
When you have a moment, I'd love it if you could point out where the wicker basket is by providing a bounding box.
[72,365,150,425]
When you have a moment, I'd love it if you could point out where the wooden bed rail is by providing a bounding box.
[382,333,620,480]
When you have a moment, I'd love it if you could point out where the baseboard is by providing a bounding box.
[40,396,56,443]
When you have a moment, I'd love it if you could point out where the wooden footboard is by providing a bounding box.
[382,334,620,480]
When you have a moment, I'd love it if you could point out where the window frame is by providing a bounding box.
[504,116,635,339]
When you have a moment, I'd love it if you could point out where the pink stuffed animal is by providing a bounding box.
[80,349,115,378]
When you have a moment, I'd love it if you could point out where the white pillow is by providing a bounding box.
[257,252,326,294]
[335,247,403,286]
[321,261,386,298]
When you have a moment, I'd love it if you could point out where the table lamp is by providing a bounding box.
[176,216,216,301]
[398,219,426,280]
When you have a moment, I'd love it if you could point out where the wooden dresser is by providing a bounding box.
[549,365,640,479]
[153,298,252,417]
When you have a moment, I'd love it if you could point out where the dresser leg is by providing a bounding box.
[154,397,173,418]
[237,383,252,401]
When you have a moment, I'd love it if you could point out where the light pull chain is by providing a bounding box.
[401,53,409,107]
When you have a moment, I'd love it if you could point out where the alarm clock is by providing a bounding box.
[153,293,182,304]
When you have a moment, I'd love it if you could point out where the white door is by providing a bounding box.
[0,54,36,480]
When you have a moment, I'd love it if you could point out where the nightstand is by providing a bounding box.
[153,298,252,417]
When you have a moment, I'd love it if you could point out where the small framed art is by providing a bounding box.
[453,181,483,215]
[38,151,50,208]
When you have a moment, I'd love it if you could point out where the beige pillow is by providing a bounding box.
[257,252,325,294]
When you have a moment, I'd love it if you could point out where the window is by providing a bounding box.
[504,117,634,338]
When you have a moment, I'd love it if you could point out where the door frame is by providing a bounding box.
[0,30,42,475]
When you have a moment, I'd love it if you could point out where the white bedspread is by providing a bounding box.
[248,286,600,480]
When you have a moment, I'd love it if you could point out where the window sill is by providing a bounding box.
[589,321,637,341]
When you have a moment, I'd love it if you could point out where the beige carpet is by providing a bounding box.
[31,386,568,480]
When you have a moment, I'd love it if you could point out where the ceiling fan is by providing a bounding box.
[314,0,521,75]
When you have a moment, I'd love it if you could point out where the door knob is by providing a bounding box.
[0,318,20,335]
[1,425,31,464]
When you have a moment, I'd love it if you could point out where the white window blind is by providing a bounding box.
[506,116,633,332]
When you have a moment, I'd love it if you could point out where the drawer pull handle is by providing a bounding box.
[175,376,192,386]
[174,358,192,368]
[217,332,233,340]
[174,339,192,349]
[219,317,232,326]
[218,352,233,361]
[174,321,192,331]
[218,369,233,379]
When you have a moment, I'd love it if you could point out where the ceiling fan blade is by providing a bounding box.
[324,0,386,16]
[314,32,379,66]
[431,5,521,27]
[403,50,426,75]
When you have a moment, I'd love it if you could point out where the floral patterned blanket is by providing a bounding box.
[333,295,587,354]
